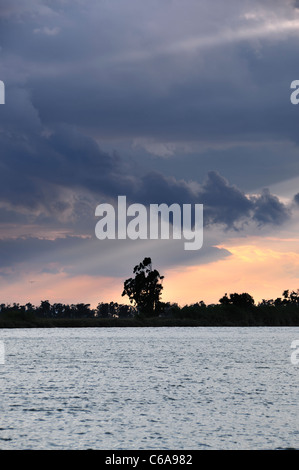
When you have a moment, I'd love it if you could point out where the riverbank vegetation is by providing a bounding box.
[2,258,299,327]
[1,288,299,327]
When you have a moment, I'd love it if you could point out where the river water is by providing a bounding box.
[0,327,298,450]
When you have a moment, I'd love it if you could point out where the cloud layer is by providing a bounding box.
[1,0,299,304]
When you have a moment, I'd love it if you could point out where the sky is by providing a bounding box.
[1,0,299,308]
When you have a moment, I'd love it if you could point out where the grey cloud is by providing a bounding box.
[201,173,291,229]
[0,0,297,283]
[1,86,42,134]
[251,188,291,226]
[0,236,81,269]
[27,43,298,144]
[0,92,292,232]
[2,0,299,147]
[199,171,253,228]
[133,170,291,230]
[0,235,231,278]
[151,141,299,193]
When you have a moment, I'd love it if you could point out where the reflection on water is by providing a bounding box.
[0,327,298,449]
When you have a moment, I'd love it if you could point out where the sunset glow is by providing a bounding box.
[1,0,299,312]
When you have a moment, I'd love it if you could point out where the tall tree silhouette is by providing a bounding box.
[122,257,164,316]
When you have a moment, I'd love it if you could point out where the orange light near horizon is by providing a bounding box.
[162,244,299,306]
[2,241,299,310]
[0,271,127,309]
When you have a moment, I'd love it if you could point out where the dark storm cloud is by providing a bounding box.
[135,170,291,229]
[0,86,134,222]
[251,189,290,226]
[0,236,82,269]
[148,142,299,193]
[0,85,291,231]
[23,41,298,145]
[2,0,299,146]
[199,172,253,227]
[0,121,291,232]
[203,173,291,228]
[0,0,298,281]
[0,235,231,278]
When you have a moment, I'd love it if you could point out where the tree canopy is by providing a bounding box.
[122,257,164,316]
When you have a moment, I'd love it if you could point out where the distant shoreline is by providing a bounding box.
[1,317,299,328]
[3,289,299,328]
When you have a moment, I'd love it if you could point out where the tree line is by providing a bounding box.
[1,258,299,325]
[0,300,136,320]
